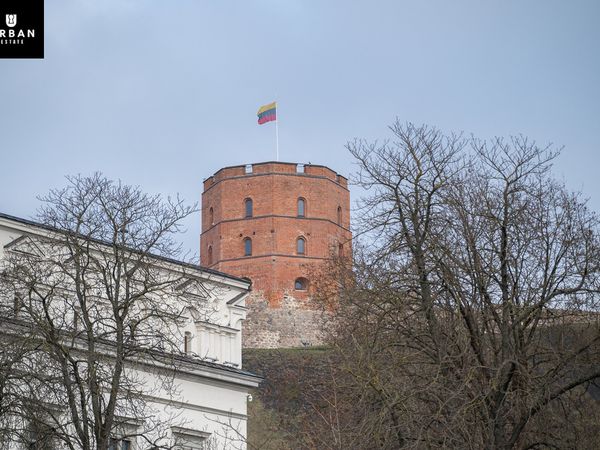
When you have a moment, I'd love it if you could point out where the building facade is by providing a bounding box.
[0,212,261,449]
[200,162,352,348]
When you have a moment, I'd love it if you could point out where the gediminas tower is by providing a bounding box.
[201,161,351,348]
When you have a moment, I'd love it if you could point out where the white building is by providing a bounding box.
[0,212,261,450]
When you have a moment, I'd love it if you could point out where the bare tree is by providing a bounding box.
[311,122,600,449]
[0,173,200,449]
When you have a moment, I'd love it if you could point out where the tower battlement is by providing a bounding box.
[203,161,348,190]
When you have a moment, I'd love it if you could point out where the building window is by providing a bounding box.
[73,309,80,332]
[297,198,305,217]
[296,237,306,255]
[172,427,210,450]
[297,163,305,173]
[184,332,192,355]
[337,206,342,225]
[245,164,253,174]
[13,295,21,316]
[207,246,213,265]
[209,207,214,225]
[244,198,253,218]
[25,418,59,450]
[338,243,344,257]
[295,278,308,290]
[109,438,132,450]
[244,238,252,256]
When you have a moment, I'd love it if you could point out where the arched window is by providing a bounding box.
[294,277,308,290]
[297,197,306,217]
[209,207,214,225]
[244,237,252,256]
[184,332,192,355]
[297,237,306,255]
[337,206,342,225]
[244,198,253,218]
[207,245,213,265]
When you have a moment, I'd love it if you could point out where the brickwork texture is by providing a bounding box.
[200,162,351,348]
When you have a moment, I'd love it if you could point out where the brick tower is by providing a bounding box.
[200,161,351,348]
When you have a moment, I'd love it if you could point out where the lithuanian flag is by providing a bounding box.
[257,102,277,125]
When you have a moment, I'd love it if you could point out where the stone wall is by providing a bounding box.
[242,291,328,349]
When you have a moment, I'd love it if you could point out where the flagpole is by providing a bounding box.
[275,101,279,161]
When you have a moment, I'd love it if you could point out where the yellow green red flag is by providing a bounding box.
[257,102,277,124]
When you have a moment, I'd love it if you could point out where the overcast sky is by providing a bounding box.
[0,0,599,258]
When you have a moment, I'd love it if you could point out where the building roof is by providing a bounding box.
[0,211,251,287]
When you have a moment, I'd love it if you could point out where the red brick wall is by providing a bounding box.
[200,162,351,306]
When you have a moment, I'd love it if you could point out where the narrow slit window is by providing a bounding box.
[13,295,21,316]
[297,237,306,255]
[207,246,213,265]
[297,198,306,217]
[73,309,80,331]
[337,206,342,225]
[184,332,192,355]
[245,198,253,218]
[244,238,252,256]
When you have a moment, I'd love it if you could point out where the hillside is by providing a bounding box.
[244,347,334,450]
